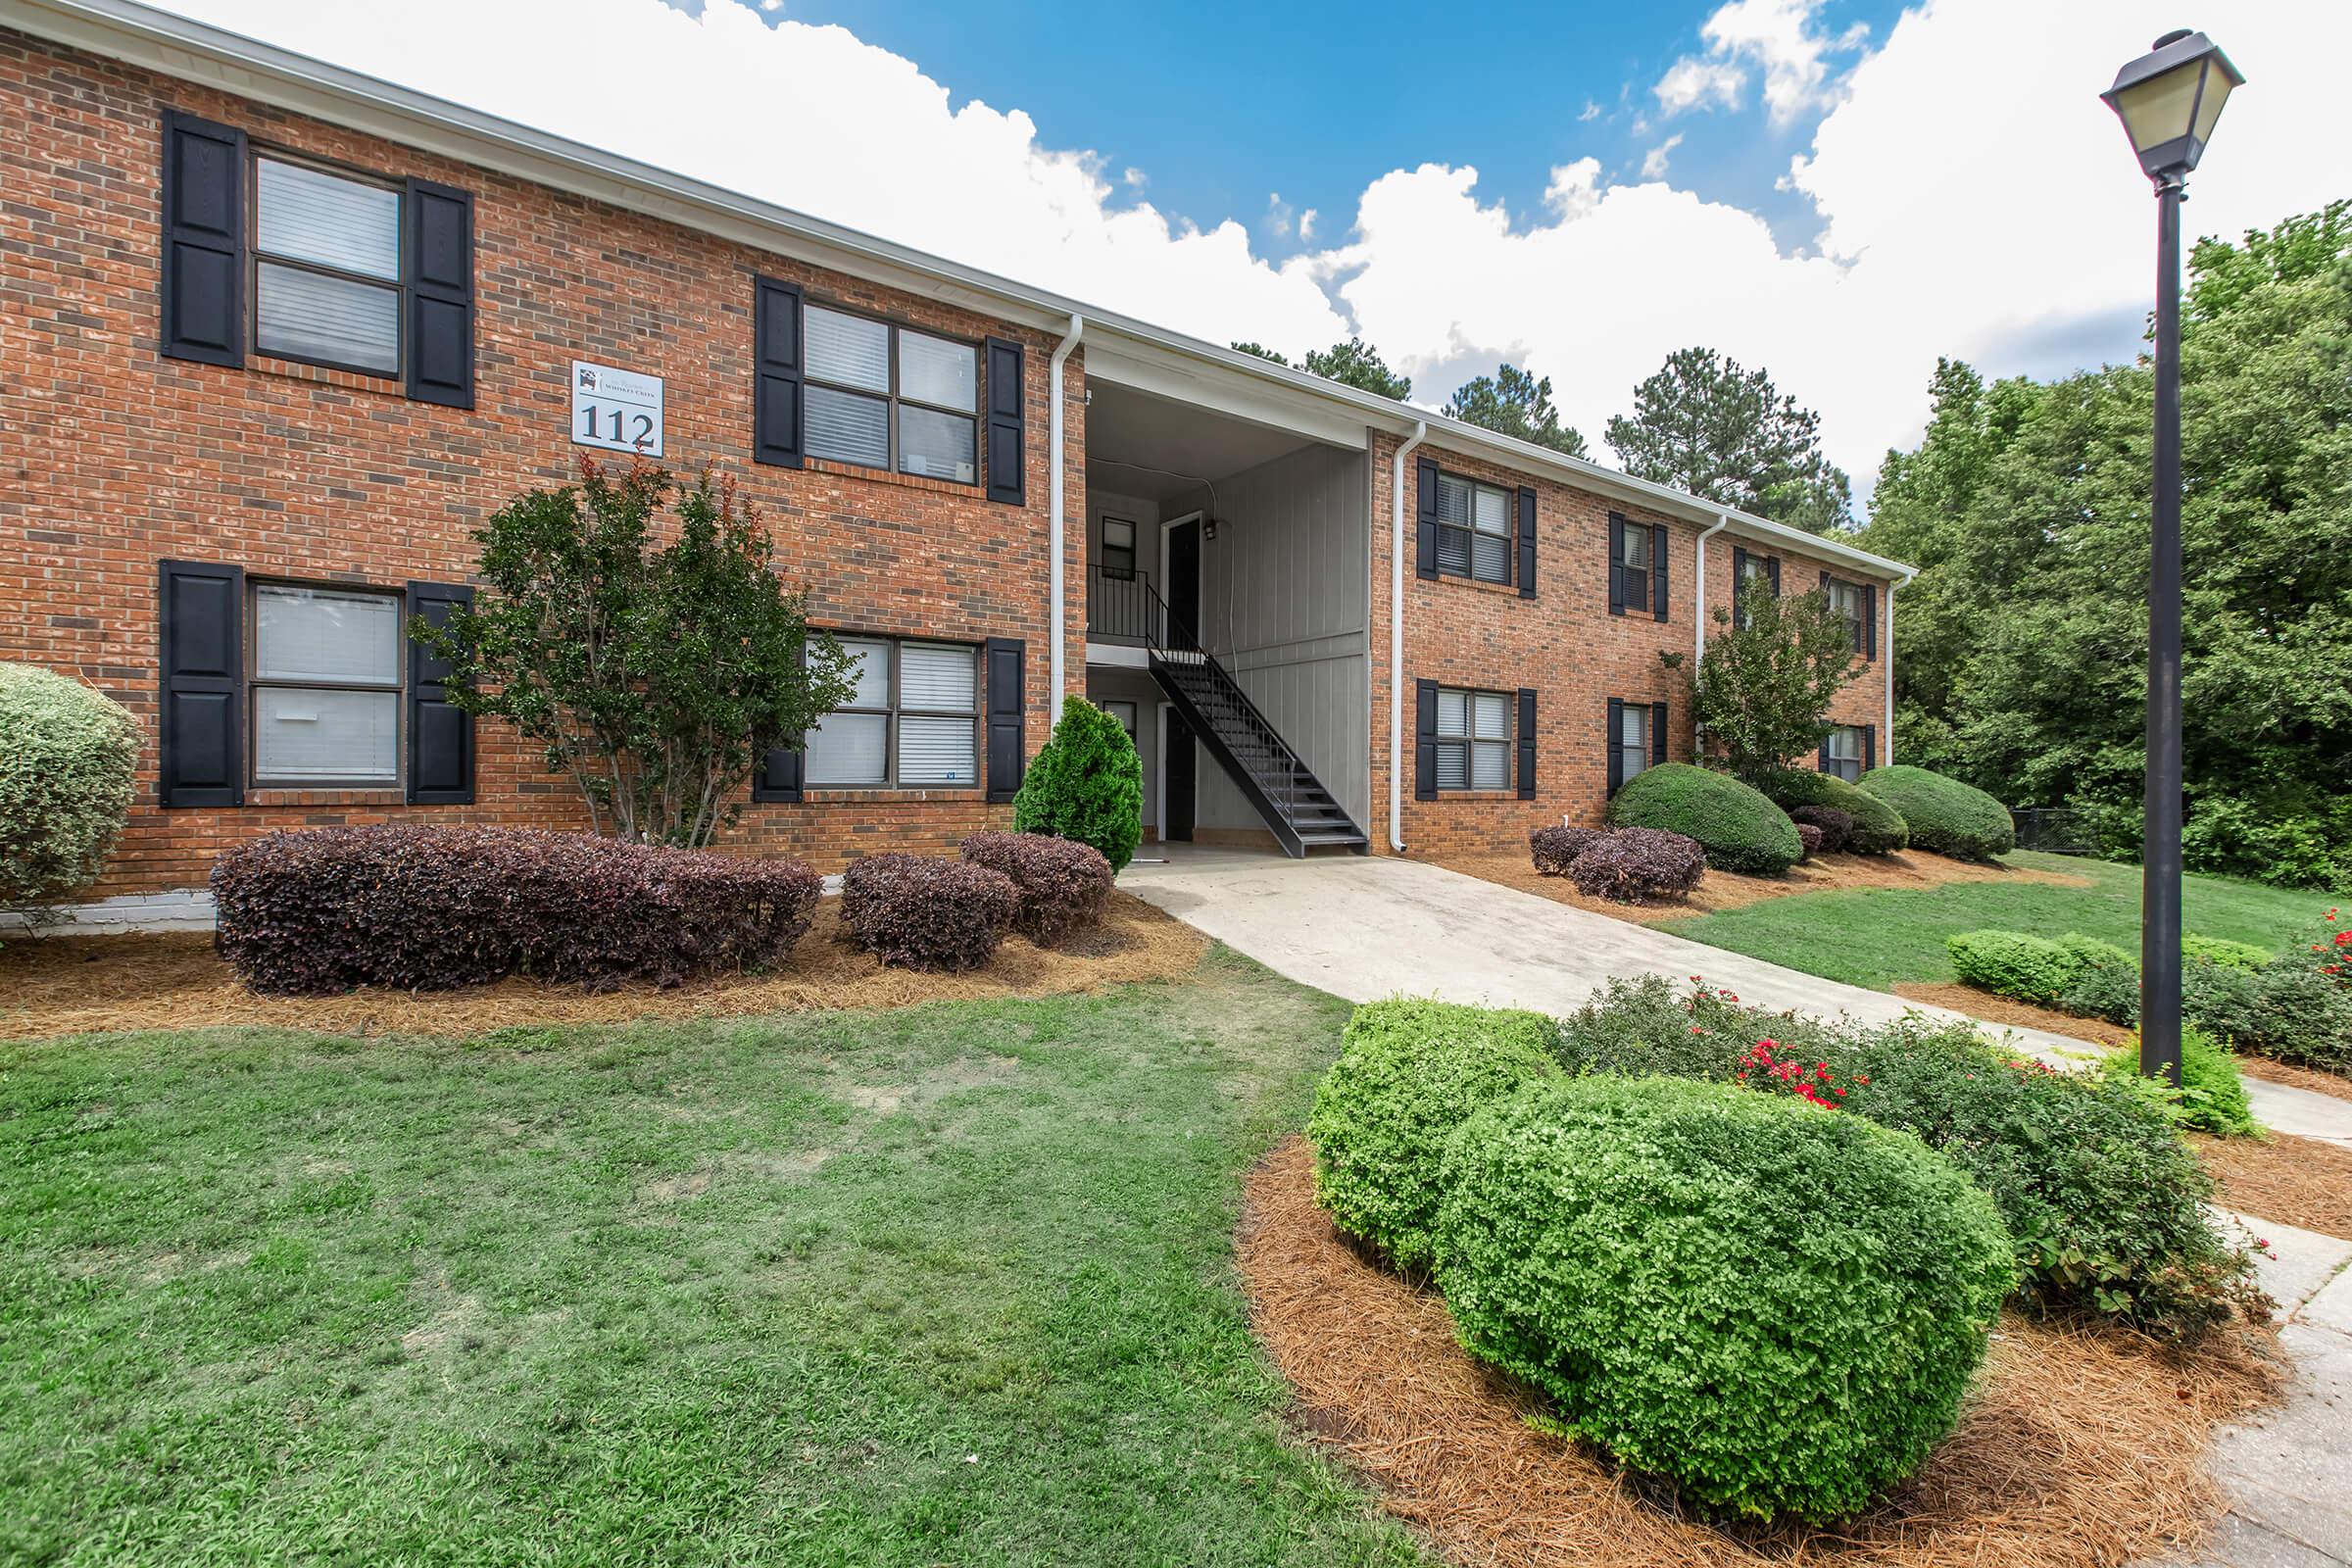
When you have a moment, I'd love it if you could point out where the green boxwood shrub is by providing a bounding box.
[1305,1000,1559,1276]
[0,663,140,917]
[1433,1075,2013,1524]
[1858,764,2014,859]
[1947,929,2132,1005]
[1605,762,1802,876]
[2183,934,2273,971]
[2100,1025,2258,1138]
[1011,696,1145,873]
[1757,767,1909,855]
[1554,976,2253,1337]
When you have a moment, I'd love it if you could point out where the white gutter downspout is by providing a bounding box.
[1389,420,1428,853]
[1693,512,1730,668]
[1049,314,1084,726]
[1886,566,1919,763]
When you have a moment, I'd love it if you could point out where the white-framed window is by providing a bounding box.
[250,583,403,786]
[1826,724,1865,783]
[1435,686,1512,791]
[1616,701,1651,789]
[1617,516,1652,608]
[1434,470,1514,586]
[803,304,980,483]
[1735,552,1777,628]
[1825,576,1869,655]
[1101,516,1137,580]
[805,636,980,788]
[252,154,404,376]
[1102,699,1139,743]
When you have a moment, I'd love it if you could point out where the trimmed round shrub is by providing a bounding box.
[1946,929,2130,1006]
[840,854,1017,972]
[959,830,1112,946]
[1529,823,1608,876]
[1557,976,2255,1337]
[1606,762,1801,876]
[1795,822,1825,860]
[0,663,140,913]
[2102,1024,2258,1138]
[1433,1075,2014,1524]
[212,826,820,994]
[1565,826,1703,904]
[1790,804,1852,854]
[1011,695,1145,873]
[1306,1000,1560,1276]
[1860,764,2013,860]
[1759,767,1908,855]
[2183,934,2272,971]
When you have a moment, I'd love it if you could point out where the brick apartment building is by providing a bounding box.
[0,0,1912,914]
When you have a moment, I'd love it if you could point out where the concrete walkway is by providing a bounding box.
[1123,844,2352,1566]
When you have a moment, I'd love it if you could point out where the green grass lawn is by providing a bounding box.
[1659,851,2339,993]
[0,952,1423,1567]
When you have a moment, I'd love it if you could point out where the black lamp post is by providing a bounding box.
[2100,29,2241,1088]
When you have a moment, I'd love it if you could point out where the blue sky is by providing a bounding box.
[764,0,1907,258]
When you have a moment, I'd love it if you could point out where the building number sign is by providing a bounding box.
[570,360,665,459]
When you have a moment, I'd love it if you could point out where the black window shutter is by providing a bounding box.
[160,111,246,368]
[985,637,1026,803]
[1606,697,1625,796]
[1413,679,1438,800]
[984,337,1026,507]
[1732,545,1748,625]
[1864,723,1878,772]
[1864,582,1880,659]
[1651,523,1670,621]
[753,743,804,803]
[158,559,243,808]
[753,275,805,467]
[1650,700,1669,767]
[1516,688,1537,800]
[1607,514,1627,615]
[1414,458,1440,581]
[1766,557,1781,595]
[402,178,474,409]
[1516,487,1537,600]
[405,581,475,804]
[1819,729,1834,771]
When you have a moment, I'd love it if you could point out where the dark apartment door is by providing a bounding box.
[1164,706,1197,842]
[1165,517,1201,643]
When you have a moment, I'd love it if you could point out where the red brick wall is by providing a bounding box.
[1366,433,1893,858]
[0,32,1087,897]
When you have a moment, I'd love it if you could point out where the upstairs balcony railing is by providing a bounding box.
[1087,564,1158,644]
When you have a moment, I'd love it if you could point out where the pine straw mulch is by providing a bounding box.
[0,893,1209,1043]
[1436,849,2089,925]
[1240,1135,2282,1568]
[2193,1132,2352,1239]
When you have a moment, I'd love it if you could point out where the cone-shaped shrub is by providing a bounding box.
[1,663,140,914]
[1012,696,1145,873]
[1434,1074,2015,1525]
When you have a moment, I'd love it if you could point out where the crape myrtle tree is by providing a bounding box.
[1605,347,1853,534]
[1684,583,1863,785]
[415,457,855,849]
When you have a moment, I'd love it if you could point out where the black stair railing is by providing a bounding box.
[1086,565,1156,644]
[1139,579,1335,833]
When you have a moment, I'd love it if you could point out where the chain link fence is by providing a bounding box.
[2009,807,2100,857]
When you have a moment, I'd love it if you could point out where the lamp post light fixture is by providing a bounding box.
[2101,29,2242,1089]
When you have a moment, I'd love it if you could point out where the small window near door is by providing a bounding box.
[250,583,403,785]
[1102,516,1137,580]
[1435,687,1512,791]
[1825,724,1865,782]
[1102,699,1138,744]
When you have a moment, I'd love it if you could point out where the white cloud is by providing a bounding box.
[151,0,2348,492]
[1654,0,1867,126]
[1579,99,1602,122]
[1121,166,1148,190]
[1264,193,1295,239]
[1298,208,1319,241]
[1640,135,1685,180]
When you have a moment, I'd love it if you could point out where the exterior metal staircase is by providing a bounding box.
[1138,580,1368,858]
